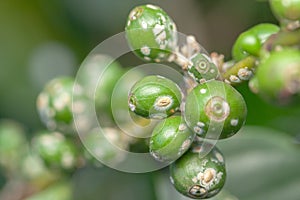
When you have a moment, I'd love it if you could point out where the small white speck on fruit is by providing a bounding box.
[141,21,148,29]
[154,96,173,111]
[157,13,166,23]
[153,24,164,36]
[53,93,71,111]
[158,52,166,58]
[37,93,49,109]
[194,126,204,135]
[229,75,241,83]
[178,124,187,131]
[215,172,223,185]
[156,31,167,42]
[61,152,75,169]
[230,118,239,126]
[140,46,151,56]
[199,88,207,94]
[129,102,136,112]
[215,152,224,163]
[129,7,143,21]
[150,150,162,161]
[224,79,231,84]
[197,122,205,127]
[170,176,175,185]
[179,139,191,153]
[238,67,253,80]
[146,4,159,10]
[144,56,151,61]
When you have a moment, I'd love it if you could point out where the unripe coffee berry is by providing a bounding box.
[125,4,177,62]
[269,0,300,23]
[188,53,219,83]
[232,23,279,61]
[184,80,247,139]
[149,116,195,162]
[128,75,182,119]
[170,142,226,199]
[32,131,78,170]
[256,49,300,104]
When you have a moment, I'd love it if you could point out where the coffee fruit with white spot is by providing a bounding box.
[149,116,194,162]
[184,80,247,139]
[37,77,76,133]
[32,131,78,171]
[125,4,177,62]
[128,75,182,119]
[170,142,226,199]
[188,53,219,83]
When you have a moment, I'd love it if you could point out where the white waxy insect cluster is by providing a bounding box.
[153,95,173,111]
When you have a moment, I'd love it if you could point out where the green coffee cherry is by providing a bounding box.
[32,131,78,170]
[170,142,226,199]
[149,116,195,162]
[83,127,129,167]
[184,80,247,139]
[125,4,177,62]
[0,120,27,172]
[37,77,74,132]
[128,75,182,119]
[232,23,280,61]
[256,49,300,104]
[188,53,219,83]
[269,0,300,23]
[77,55,124,114]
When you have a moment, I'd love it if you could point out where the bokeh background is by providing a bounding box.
[0,0,300,200]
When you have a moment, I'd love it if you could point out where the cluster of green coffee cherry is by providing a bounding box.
[125,1,300,199]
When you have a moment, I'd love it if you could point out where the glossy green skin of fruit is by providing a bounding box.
[32,131,78,170]
[149,116,195,162]
[188,53,219,83]
[256,49,300,104]
[270,0,300,22]
[232,23,280,61]
[184,80,247,139]
[125,4,177,62]
[170,142,226,199]
[128,75,182,119]
[37,77,74,132]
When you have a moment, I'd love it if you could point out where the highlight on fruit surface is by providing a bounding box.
[128,75,182,119]
[125,4,178,62]
[184,80,247,139]
[170,142,226,199]
[232,23,280,61]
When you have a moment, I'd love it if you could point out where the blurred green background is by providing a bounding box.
[0,0,300,200]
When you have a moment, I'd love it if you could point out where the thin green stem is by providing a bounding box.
[222,56,257,84]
